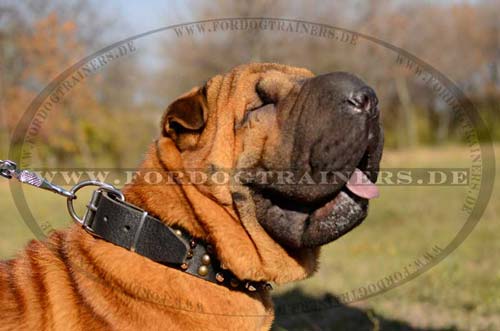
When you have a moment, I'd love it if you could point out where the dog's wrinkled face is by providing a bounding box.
[163,64,383,251]
[244,72,383,249]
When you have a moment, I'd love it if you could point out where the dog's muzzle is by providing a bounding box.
[250,72,384,248]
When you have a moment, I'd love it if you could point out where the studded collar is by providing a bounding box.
[81,189,272,293]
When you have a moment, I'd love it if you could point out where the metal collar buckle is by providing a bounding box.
[66,180,125,235]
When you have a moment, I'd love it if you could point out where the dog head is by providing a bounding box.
[127,63,383,284]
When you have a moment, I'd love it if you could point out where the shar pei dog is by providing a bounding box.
[0,63,383,330]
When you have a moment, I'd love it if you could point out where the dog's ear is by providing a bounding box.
[163,87,206,132]
[162,87,206,148]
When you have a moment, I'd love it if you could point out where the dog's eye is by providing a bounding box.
[255,84,275,106]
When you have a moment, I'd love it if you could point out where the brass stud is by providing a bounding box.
[186,250,193,259]
[215,273,224,282]
[180,263,188,270]
[230,278,239,288]
[201,254,211,265]
[190,239,197,248]
[244,282,257,291]
[174,229,182,236]
[198,265,209,276]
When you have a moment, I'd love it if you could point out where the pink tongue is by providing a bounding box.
[346,168,379,199]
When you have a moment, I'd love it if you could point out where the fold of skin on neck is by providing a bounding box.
[64,223,274,330]
[122,138,319,285]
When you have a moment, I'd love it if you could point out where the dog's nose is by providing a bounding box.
[348,86,378,117]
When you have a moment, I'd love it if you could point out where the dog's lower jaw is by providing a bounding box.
[255,190,368,248]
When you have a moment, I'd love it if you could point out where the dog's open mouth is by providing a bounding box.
[250,123,383,249]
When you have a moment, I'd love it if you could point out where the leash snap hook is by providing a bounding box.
[1,159,75,198]
[0,160,17,179]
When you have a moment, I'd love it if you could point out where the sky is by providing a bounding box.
[103,0,482,36]
[103,0,193,37]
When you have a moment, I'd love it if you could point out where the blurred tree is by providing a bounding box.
[0,0,151,167]
[155,0,500,148]
[2,0,499,166]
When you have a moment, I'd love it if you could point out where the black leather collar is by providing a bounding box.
[82,190,272,293]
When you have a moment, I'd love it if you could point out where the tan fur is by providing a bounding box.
[0,63,318,330]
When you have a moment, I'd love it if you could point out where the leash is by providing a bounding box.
[0,159,272,293]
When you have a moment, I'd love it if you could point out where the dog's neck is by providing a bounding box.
[122,142,208,240]
[122,138,319,285]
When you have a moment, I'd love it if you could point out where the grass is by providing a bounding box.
[274,144,500,331]
[1,144,499,330]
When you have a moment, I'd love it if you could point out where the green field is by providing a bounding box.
[1,145,498,331]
